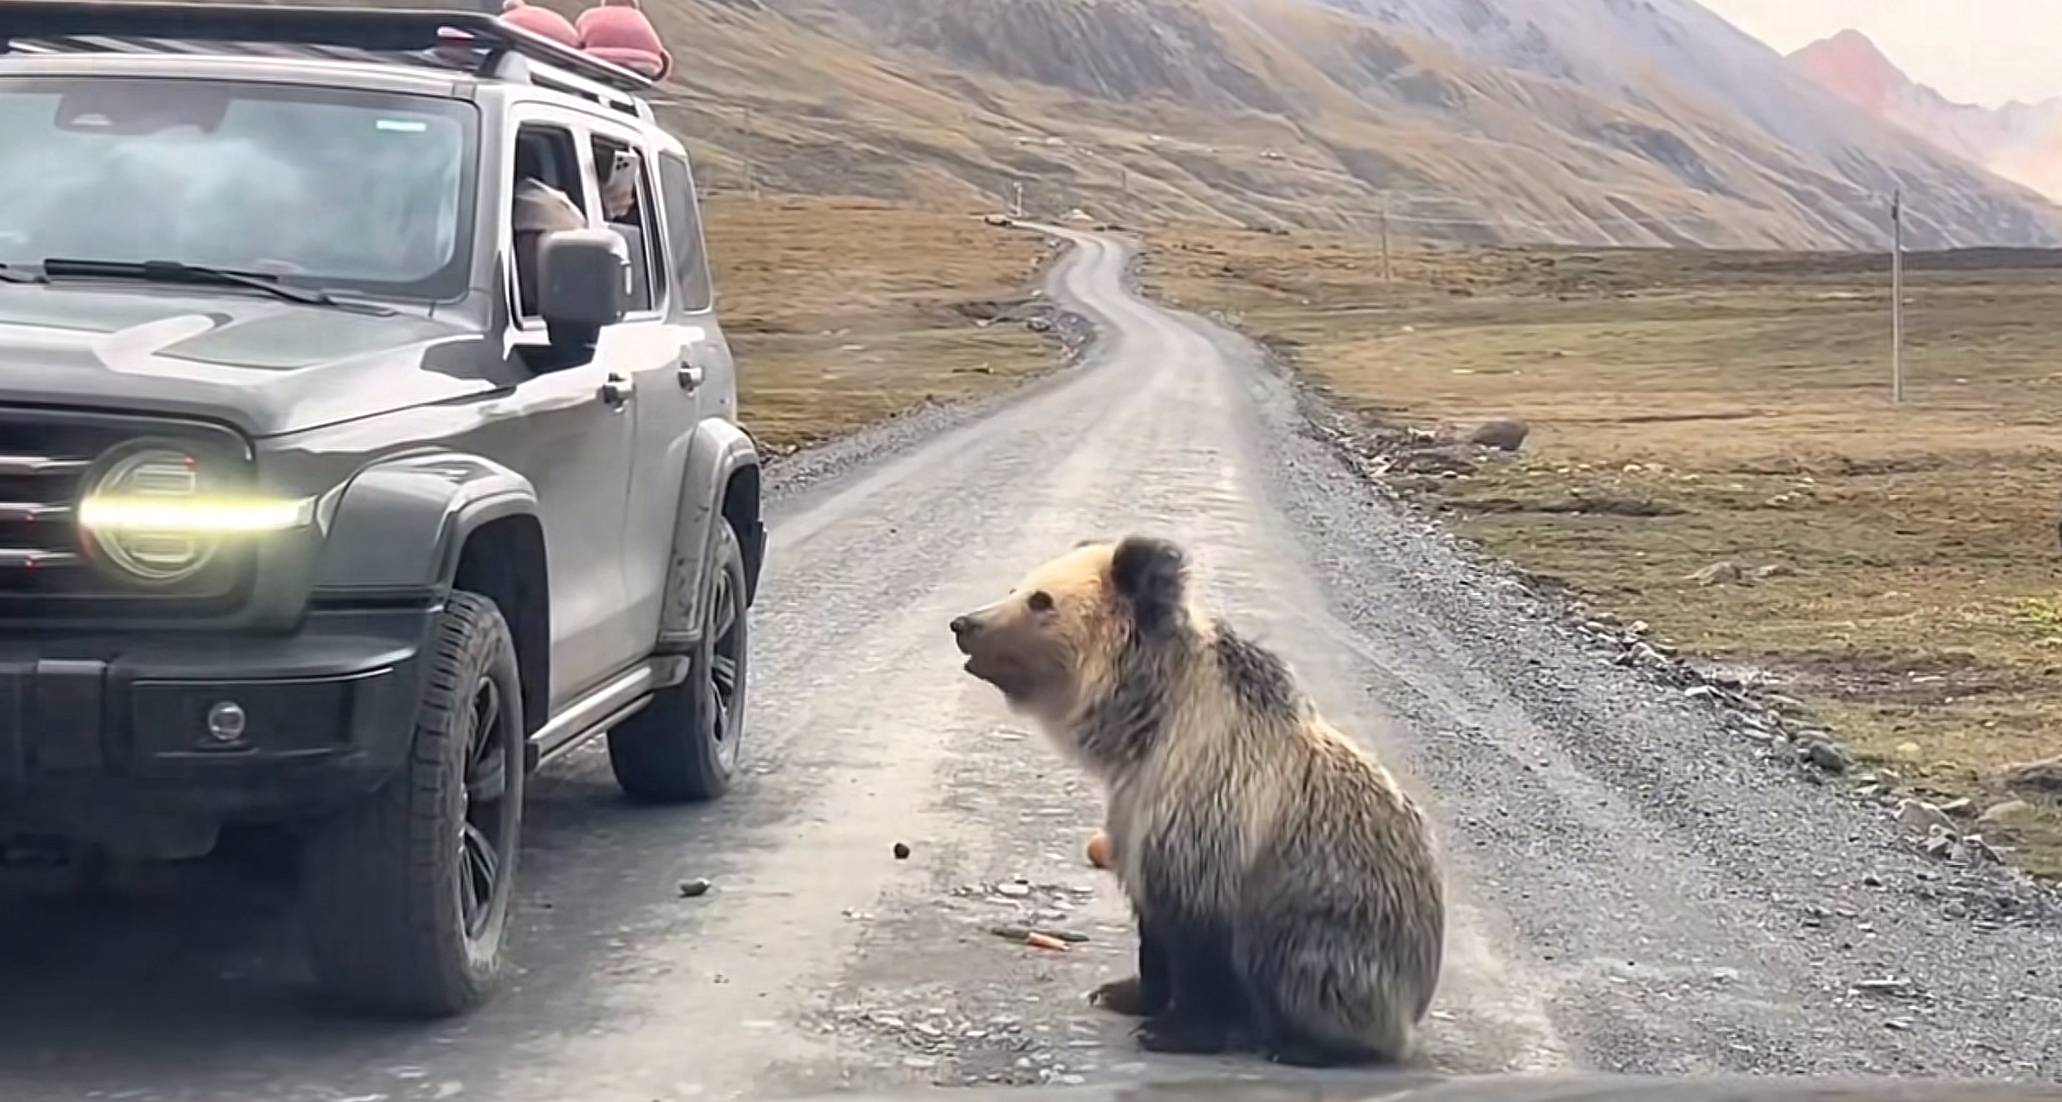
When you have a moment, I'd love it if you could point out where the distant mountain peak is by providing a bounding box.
[1794,28,1894,68]
[1822,27,1883,54]
[1787,29,2062,202]
[1789,28,1910,112]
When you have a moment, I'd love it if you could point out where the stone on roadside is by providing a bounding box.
[1958,835,2005,865]
[1687,561,1745,587]
[1995,757,2062,794]
[1977,799,2036,826]
[1466,419,1530,451]
[1799,737,1850,773]
[1896,799,1957,837]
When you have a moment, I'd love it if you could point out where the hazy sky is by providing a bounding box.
[1699,0,2059,106]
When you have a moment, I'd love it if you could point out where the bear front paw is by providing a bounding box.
[1134,1014,1235,1055]
[1089,975,1153,1017]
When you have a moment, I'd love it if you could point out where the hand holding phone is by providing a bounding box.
[609,149,637,184]
[602,150,638,220]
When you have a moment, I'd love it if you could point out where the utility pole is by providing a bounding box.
[740,107,758,201]
[1378,192,1392,282]
[1890,189,1905,405]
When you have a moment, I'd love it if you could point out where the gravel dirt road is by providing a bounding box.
[0,229,2056,1102]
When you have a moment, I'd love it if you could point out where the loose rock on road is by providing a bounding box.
[0,229,2056,1101]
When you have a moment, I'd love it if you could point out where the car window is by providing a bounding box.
[0,76,476,299]
[655,151,713,314]
[510,121,586,322]
[591,135,663,315]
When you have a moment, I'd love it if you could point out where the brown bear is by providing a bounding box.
[949,535,1446,1067]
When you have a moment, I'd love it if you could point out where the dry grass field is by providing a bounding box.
[705,196,1066,451]
[1146,228,2062,876]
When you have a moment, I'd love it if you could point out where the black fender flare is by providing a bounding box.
[310,453,541,598]
[655,420,763,653]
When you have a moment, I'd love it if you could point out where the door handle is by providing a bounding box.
[600,372,635,409]
[678,346,714,392]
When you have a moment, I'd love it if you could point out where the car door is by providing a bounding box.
[592,128,719,651]
[652,147,735,421]
[496,108,642,709]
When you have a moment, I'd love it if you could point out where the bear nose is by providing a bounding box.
[949,614,975,638]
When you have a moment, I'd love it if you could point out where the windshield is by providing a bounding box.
[0,77,478,299]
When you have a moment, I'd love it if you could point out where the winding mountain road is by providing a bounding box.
[0,229,2054,1101]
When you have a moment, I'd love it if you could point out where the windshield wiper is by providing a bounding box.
[0,263,45,284]
[40,258,395,315]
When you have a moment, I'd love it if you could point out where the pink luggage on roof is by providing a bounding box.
[574,0,671,81]
[496,0,579,48]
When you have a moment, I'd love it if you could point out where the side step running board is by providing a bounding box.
[527,655,691,768]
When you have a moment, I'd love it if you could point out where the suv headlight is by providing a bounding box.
[76,444,314,586]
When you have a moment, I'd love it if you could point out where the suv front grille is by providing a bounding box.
[0,408,255,621]
[0,452,91,574]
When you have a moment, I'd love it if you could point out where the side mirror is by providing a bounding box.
[537,228,629,359]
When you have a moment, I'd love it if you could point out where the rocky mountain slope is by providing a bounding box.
[167,0,2062,247]
[1789,29,2062,204]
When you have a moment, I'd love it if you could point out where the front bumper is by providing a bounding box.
[0,606,434,838]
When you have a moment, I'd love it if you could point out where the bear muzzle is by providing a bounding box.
[949,613,979,654]
[951,603,1004,654]
[950,610,1020,692]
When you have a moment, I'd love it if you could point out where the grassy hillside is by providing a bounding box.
[139,0,2062,247]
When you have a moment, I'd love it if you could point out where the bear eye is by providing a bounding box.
[1027,590,1055,613]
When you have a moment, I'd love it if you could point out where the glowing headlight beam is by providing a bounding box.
[77,495,316,534]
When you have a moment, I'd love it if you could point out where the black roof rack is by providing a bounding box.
[0,1,658,96]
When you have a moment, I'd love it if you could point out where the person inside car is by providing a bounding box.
[510,145,637,317]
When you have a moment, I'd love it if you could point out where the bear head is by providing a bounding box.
[950,534,1192,720]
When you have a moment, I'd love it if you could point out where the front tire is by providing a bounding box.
[608,520,751,803]
[300,590,526,1018]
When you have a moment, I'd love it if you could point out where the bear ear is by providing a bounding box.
[1073,537,1108,550]
[1109,535,1188,633]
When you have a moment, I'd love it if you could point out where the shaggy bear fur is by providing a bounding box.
[949,535,1446,1067]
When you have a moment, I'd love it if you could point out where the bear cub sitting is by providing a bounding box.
[949,534,1447,1067]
